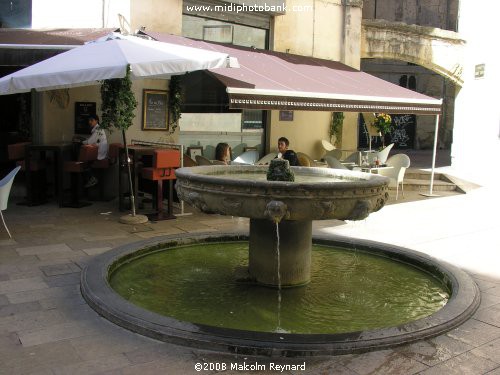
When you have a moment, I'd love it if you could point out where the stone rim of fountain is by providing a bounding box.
[81,232,480,357]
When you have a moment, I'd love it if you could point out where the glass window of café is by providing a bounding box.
[182,14,269,50]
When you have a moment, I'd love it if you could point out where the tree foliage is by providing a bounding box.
[100,65,137,132]
[168,76,182,134]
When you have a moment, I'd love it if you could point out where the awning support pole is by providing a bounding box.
[421,113,440,197]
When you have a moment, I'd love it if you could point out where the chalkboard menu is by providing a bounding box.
[358,113,416,150]
[142,90,168,130]
[75,102,96,134]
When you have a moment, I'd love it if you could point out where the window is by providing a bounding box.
[182,15,268,49]
[0,0,32,28]
[242,110,264,131]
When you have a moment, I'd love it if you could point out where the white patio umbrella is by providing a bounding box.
[0,32,238,223]
[0,33,236,95]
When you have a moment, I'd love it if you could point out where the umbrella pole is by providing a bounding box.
[119,130,148,224]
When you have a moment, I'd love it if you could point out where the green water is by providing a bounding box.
[110,243,449,334]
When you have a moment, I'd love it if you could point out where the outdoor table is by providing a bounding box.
[357,165,393,174]
[25,142,73,207]
[118,145,155,211]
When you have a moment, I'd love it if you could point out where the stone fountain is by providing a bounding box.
[81,159,480,356]
[175,159,389,287]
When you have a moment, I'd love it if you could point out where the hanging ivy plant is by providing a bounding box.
[330,112,344,147]
[100,65,137,133]
[168,76,182,134]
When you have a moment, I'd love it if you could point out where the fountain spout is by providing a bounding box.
[265,200,289,223]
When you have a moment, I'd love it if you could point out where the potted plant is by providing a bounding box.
[372,113,392,147]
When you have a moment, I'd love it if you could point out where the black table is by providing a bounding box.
[25,143,73,207]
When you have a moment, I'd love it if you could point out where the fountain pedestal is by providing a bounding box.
[249,219,312,287]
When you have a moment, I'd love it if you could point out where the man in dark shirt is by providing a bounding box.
[277,137,300,166]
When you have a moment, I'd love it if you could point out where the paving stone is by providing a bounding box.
[134,228,185,239]
[0,340,82,374]
[473,278,499,292]
[6,285,79,304]
[0,277,49,294]
[70,331,155,361]
[82,233,129,242]
[478,293,500,311]
[0,301,42,317]
[43,272,81,288]
[418,351,499,375]
[38,294,86,310]
[0,309,65,333]
[396,335,474,366]
[485,287,500,298]
[0,273,9,282]
[304,360,358,375]
[81,247,112,256]
[39,263,81,277]
[51,353,130,375]
[36,250,88,262]
[446,319,500,347]
[338,349,429,375]
[0,294,9,307]
[120,358,200,375]
[18,320,106,347]
[16,243,73,256]
[0,238,17,246]
[485,366,500,374]
[471,337,500,363]
[475,304,500,328]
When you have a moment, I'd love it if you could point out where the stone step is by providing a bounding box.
[399,178,457,192]
[405,169,445,181]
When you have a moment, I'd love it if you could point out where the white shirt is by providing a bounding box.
[83,124,108,160]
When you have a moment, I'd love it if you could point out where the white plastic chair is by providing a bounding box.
[342,151,361,164]
[324,155,348,170]
[256,153,277,165]
[232,150,259,165]
[325,149,342,160]
[367,143,394,164]
[378,154,410,200]
[0,166,21,238]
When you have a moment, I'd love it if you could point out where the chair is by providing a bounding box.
[232,150,260,165]
[296,152,311,167]
[342,151,361,164]
[7,142,47,205]
[367,143,394,165]
[0,166,21,238]
[324,155,348,170]
[325,149,342,160]
[256,153,277,165]
[90,143,121,200]
[377,154,411,200]
[195,155,213,166]
[141,149,180,221]
[183,154,198,167]
[62,145,98,207]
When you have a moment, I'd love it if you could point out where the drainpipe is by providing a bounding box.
[341,0,347,63]
[102,0,106,28]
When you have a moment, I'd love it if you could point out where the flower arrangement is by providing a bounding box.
[373,113,392,136]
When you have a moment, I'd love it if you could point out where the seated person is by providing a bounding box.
[215,142,232,165]
[73,114,108,188]
[277,137,299,166]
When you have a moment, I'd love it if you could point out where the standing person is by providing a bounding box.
[215,142,232,165]
[74,114,108,188]
[277,137,299,166]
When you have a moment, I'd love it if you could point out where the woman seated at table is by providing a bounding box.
[215,142,231,165]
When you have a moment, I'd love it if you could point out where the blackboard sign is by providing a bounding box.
[142,90,168,130]
[75,102,96,134]
[358,114,416,150]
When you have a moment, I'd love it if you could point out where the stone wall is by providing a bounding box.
[362,0,459,31]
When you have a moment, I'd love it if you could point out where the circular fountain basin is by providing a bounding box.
[81,233,480,356]
[175,165,389,221]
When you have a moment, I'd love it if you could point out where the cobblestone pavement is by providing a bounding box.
[0,179,499,374]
